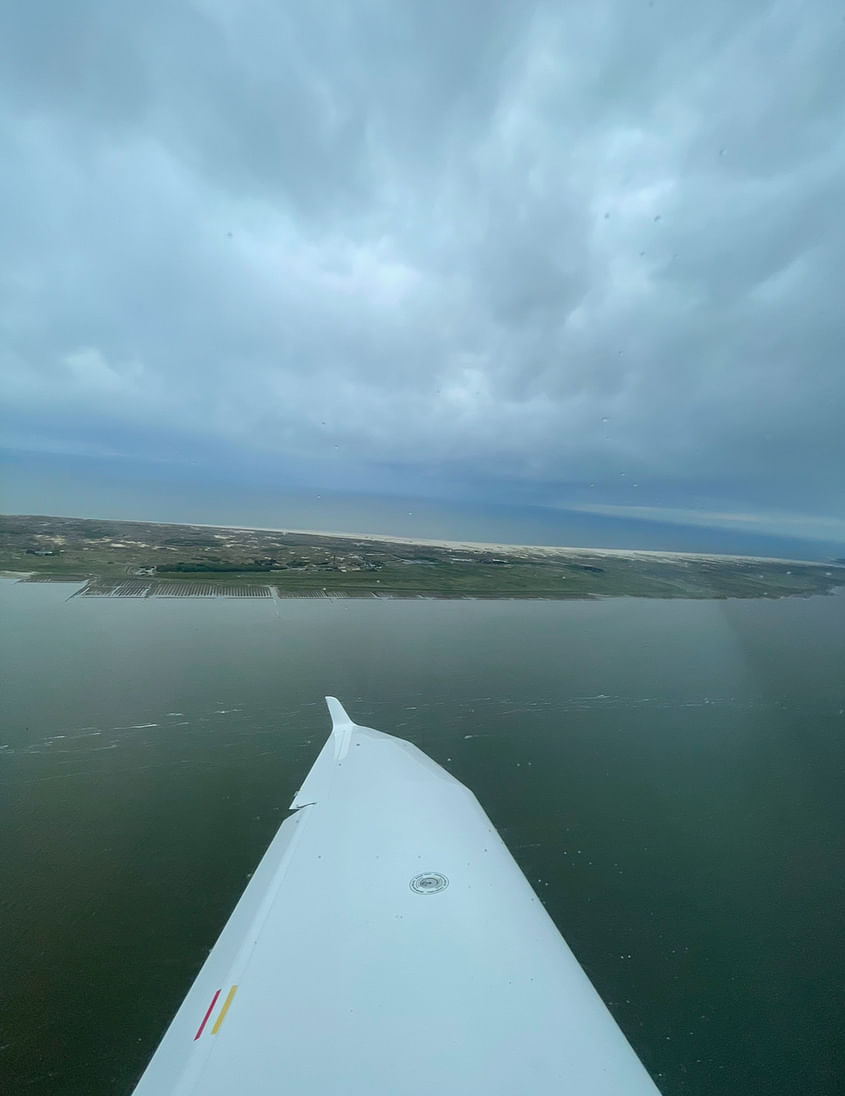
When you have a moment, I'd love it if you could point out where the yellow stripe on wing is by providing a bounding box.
[210,985,238,1035]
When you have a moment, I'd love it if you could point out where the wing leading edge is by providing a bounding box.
[132,698,661,1095]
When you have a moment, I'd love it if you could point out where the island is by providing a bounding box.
[2,514,843,601]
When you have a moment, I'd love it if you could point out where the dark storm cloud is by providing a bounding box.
[1,0,844,535]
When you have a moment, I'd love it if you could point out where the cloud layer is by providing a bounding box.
[2,1,844,529]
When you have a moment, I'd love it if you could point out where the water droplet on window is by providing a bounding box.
[601,416,609,424]
[653,214,662,222]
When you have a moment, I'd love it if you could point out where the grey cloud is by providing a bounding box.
[1,0,844,531]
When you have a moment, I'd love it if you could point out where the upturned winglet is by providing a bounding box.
[289,697,357,808]
[325,696,354,731]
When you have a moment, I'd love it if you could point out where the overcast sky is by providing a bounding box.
[2,1,844,540]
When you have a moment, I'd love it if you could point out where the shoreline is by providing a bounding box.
[132,518,833,569]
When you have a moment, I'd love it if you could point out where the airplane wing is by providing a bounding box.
[132,697,661,1094]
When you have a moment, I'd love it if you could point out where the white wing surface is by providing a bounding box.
[133,698,661,1094]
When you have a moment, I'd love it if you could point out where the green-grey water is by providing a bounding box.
[1,579,843,1095]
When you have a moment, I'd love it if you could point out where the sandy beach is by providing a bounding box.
[177,520,831,569]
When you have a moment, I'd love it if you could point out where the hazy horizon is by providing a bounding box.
[4,448,842,563]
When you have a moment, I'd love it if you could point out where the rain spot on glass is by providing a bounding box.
[601,417,609,424]
[653,215,662,223]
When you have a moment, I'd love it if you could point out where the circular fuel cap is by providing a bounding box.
[410,872,449,895]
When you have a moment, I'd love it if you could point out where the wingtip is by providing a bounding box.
[325,696,355,730]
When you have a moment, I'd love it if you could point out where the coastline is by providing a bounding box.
[150,519,834,569]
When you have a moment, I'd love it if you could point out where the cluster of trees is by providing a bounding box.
[157,560,274,573]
